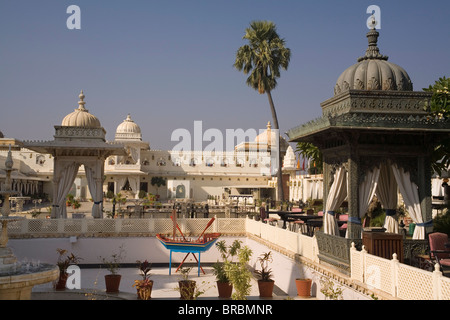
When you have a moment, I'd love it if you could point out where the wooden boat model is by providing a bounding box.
[156,232,220,252]
[156,212,221,275]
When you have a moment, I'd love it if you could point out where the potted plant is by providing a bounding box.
[320,277,343,300]
[224,245,253,300]
[66,194,74,207]
[213,239,241,298]
[177,266,197,300]
[55,248,82,290]
[99,245,126,293]
[72,199,81,210]
[254,251,275,297]
[132,260,153,300]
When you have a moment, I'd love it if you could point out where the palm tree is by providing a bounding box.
[234,20,291,201]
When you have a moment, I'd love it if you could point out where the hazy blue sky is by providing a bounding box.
[1,0,449,150]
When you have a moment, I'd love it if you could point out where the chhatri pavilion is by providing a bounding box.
[287,26,450,271]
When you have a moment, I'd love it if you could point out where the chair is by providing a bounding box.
[428,232,450,275]
[259,207,267,221]
[293,220,306,234]
[338,214,348,237]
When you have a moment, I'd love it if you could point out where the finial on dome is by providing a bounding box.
[78,90,87,110]
[357,26,388,62]
[368,15,377,30]
[267,121,271,129]
[125,114,133,121]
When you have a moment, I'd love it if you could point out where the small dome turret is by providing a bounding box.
[115,114,142,141]
[334,28,413,95]
[255,121,290,153]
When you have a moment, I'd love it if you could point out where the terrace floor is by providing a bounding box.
[31,266,314,300]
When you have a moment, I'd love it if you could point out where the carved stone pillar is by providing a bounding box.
[347,155,361,239]
[418,155,433,234]
[51,177,59,219]
[347,133,361,239]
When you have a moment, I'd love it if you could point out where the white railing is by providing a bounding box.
[7,217,246,236]
[245,218,319,262]
[350,243,450,300]
[247,218,450,300]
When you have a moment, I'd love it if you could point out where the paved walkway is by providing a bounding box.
[31,266,311,300]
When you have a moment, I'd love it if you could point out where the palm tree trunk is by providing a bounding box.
[266,90,285,202]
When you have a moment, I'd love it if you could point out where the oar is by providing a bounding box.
[197,217,215,241]
[170,214,187,241]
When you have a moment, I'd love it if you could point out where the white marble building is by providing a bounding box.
[0,92,305,206]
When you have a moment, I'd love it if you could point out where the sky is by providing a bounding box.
[0,0,449,151]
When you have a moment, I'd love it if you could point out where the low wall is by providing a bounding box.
[7,217,246,238]
[8,236,244,267]
[350,244,450,300]
[7,217,450,300]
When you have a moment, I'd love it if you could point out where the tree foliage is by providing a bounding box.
[234,20,291,95]
[424,76,450,174]
[295,142,323,174]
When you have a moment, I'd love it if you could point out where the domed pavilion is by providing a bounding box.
[24,91,126,218]
[287,26,450,273]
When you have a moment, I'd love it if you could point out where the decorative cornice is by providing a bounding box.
[54,126,106,141]
[333,112,450,130]
[321,90,432,117]
[286,116,331,142]
[287,90,447,142]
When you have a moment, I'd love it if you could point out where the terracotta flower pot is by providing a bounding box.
[216,281,233,299]
[179,280,196,300]
[257,280,274,297]
[295,278,312,297]
[105,274,121,293]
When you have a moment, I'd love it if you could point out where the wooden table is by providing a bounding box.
[269,211,322,229]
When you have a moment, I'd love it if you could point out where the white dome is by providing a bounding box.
[61,91,101,128]
[255,121,289,152]
[283,145,296,168]
[334,28,413,95]
[115,114,142,140]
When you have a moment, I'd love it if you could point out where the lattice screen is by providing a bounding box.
[365,254,394,295]
[397,263,434,300]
